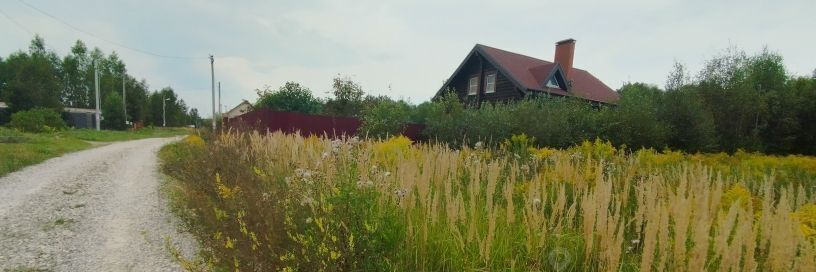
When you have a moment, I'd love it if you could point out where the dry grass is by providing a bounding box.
[160,132,816,271]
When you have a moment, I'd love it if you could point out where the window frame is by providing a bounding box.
[484,73,496,93]
[467,76,479,95]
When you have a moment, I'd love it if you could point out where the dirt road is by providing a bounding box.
[0,137,197,271]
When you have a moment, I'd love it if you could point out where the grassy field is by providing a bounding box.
[160,132,816,271]
[0,127,189,177]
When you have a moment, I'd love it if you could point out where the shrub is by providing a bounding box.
[8,107,66,132]
[255,82,323,114]
[360,98,411,139]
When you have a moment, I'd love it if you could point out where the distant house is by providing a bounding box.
[435,39,619,105]
[62,107,97,129]
[0,102,97,128]
[225,100,253,119]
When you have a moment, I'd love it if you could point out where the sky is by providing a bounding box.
[1,0,814,118]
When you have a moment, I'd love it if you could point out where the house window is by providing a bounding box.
[468,76,478,95]
[546,77,560,89]
[485,73,496,93]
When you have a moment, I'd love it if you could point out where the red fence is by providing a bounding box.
[225,108,425,141]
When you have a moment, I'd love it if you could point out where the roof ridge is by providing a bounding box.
[477,44,595,71]
[477,44,552,64]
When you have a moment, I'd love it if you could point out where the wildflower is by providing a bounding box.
[301,196,316,206]
[321,151,330,160]
[305,217,313,224]
[631,239,640,244]
[394,188,408,199]
[475,141,484,150]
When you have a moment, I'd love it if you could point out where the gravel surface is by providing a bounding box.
[0,137,198,271]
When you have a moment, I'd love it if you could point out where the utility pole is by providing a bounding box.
[210,55,216,130]
[94,60,101,131]
[162,95,168,127]
[218,81,222,119]
[122,75,127,126]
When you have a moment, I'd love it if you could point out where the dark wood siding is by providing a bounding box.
[481,71,522,103]
[441,53,523,106]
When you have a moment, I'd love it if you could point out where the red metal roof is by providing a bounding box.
[476,44,619,104]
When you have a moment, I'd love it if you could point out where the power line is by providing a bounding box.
[18,0,205,60]
[0,6,32,35]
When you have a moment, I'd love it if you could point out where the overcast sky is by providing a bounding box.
[1,0,814,117]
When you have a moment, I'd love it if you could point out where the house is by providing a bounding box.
[225,100,253,119]
[62,107,97,129]
[435,39,619,105]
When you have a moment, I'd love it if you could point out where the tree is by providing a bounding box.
[661,87,718,152]
[255,82,322,114]
[102,92,126,130]
[324,75,365,117]
[61,40,92,108]
[360,97,411,138]
[606,83,668,150]
[189,108,201,128]
[1,51,62,112]
[697,47,767,152]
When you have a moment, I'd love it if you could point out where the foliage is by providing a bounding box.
[8,107,67,133]
[161,131,816,271]
[0,35,195,128]
[324,75,365,117]
[605,82,669,149]
[102,92,127,130]
[359,97,411,138]
[255,82,323,114]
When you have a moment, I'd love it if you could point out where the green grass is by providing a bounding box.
[0,127,189,177]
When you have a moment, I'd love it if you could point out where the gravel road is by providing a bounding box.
[0,137,197,271]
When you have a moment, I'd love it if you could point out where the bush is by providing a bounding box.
[255,82,323,114]
[8,107,66,132]
[360,98,411,138]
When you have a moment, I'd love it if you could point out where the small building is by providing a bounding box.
[62,107,97,129]
[225,100,253,119]
[435,39,619,105]
[0,101,8,124]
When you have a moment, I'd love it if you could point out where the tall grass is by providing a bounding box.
[161,132,816,271]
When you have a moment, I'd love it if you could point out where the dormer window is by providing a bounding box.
[485,73,496,93]
[468,76,478,95]
[546,77,560,89]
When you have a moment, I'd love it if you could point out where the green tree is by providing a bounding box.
[605,83,668,149]
[661,62,718,152]
[360,97,411,138]
[102,92,126,130]
[1,51,62,112]
[255,82,322,114]
[697,47,767,152]
[324,75,365,117]
[423,91,468,146]
[60,40,92,108]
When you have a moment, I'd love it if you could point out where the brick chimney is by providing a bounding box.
[554,38,576,80]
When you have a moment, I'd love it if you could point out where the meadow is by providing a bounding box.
[160,132,816,271]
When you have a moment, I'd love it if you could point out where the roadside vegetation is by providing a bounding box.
[251,47,816,156]
[161,132,816,271]
[0,126,189,177]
